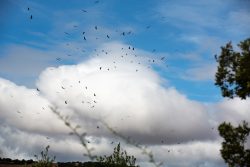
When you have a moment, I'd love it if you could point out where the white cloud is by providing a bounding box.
[213,98,250,125]
[0,42,248,167]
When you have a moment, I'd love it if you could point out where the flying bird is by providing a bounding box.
[27,7,30,11]
[81,9,87,12]
[161,57,165,60]
[36,88,40,91]
[65,101,67,104]
[82,31,85,35]
[99,67,102,70]
[127,31,132,35]
[30,15,33,19]
[214,54,217,60]
[107,35,110,38]
[95,26,97,30]
[56,57,61,61]
[64,32,70,35]
[84,36,86,40]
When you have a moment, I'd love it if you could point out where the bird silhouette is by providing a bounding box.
[107,35,110,38]
[81,9,87,12]
[30,15,33,19]
[95,26,97,30]
[214,54,217,60]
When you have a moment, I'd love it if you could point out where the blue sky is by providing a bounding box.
[0,0,250,166]
[2,0,250,102]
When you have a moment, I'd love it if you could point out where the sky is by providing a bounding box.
[0,0,250,167]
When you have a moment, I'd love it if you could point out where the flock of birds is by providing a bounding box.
[15,2,217,156]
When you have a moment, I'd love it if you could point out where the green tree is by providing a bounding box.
[215,38,250,167]
[97,143,139,167]
[32,145,56,167]
[218,121,250,167]
[215,38,250,99]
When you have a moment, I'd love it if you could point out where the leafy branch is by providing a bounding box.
[49,106,96,160]
[102,121,163,167]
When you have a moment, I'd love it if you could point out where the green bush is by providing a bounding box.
[32,145,56,167]
[97,143,139,167]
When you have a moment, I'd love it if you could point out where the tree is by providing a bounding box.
[218,121,250,167]
[215,38,250,167]
[215,38,250,99]
[97,143,139,167]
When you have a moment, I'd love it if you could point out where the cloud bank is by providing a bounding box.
[0,42,249,167]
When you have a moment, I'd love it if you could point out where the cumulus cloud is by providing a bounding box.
[213,98,250,125]
[0,42,249,167]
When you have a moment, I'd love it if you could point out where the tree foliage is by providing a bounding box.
[215,38,250,99]
[97,143,139,167]
[215,38,250,167]
[218,121,250,167]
